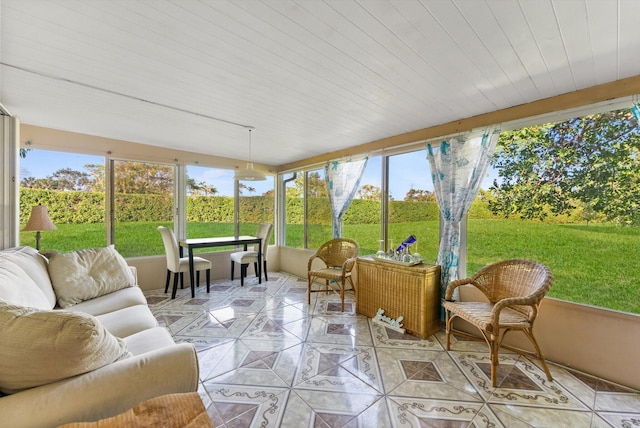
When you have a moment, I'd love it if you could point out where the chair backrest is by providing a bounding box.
[254,223,273,259]
[314,238,359,268]
[157,226,180,271]
[472,259,553,306]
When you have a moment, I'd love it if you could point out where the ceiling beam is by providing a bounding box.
[278,74,640,172]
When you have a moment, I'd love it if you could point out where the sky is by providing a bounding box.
[20,149,497,197]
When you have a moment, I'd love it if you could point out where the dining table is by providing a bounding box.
[178,235,262,297]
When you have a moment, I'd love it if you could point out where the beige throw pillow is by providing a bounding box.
[0,302,130,394]
[46,245,135,308]
[0,259,51,310]
[0,246,57,308]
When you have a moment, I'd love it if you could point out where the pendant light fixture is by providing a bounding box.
[234,128,266,181]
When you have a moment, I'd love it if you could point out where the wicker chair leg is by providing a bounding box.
[307,276,312,304]
[340,281,345,312]
[445,311,452,350]
[523,328,553,381]
[490,335,500,387]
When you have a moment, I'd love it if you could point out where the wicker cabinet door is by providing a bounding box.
[356,257,441,339]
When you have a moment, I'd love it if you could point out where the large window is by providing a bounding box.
[387,150,438,263]
[238,177,275,243]
[342,155,382,255]
[186,165,235,239]
[467,107,640,315]
[185,165,275,246]
[112,160,174,257]
[19,150,106,252]
[306,169,332,249]
[282,150,437,258]
[283,172,302,248]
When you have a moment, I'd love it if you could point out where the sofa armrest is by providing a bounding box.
[0,343,199,428]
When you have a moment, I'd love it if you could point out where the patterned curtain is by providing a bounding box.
[426,127,500,297]
[325,157,368,238]
[632,103,640,123]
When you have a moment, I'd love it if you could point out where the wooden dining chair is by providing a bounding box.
[230,223,273,286]
[157,226,211,298]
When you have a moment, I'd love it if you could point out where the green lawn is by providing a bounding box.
[20,219,640,314]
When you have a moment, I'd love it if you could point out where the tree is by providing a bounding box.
[20,168,92,191]
[290,171,327,198]
[84,164,105,192]
[113,161,173,194]
[488,109,640,224]
[239,183,255,195]
[357,184,381,200]
[187,177,217,196]
[404,187,436,202]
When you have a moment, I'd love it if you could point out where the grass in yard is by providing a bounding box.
[19,219,640,314]
[467,220,640,315]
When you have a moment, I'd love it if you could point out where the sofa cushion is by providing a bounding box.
[123,327,179,356]
[46,245,136,308]
[0,246,56,308]
[0,259,51,310]
[0,302,131,394]
[95,305,159,338]
[71,286,148,317]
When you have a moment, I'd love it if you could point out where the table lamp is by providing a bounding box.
[22,204,57,250]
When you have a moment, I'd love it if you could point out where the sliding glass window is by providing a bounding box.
[238,177,275,243]
[112,160,174,257]
[387,150,438,262]
[19,149,106,252]
[185,165,234,239]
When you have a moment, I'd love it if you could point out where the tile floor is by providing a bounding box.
[144,272,640,428]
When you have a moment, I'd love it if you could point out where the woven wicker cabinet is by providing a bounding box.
[356,256,441,339]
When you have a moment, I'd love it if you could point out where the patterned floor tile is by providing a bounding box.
[314,298,358,317]
[241,311,310,342]
[307,315,373,346]
[201,383,289,427]
[451,352,589,411]
[388,397,503,428]
[200,339,305,386]
[371,319,444,350]
[489,403,595,427]
[293,343,384,393]
[289,389,383,426]
[176,310,255,339]
[144,271,640,427]
[377,347,483,402]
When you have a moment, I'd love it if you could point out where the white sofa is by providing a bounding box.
[0,246,199,428]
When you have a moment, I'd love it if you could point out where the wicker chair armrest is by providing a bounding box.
[444,278,473,300]
[342,257,357,273]
[308,254,322,271]
[489,296,537,330]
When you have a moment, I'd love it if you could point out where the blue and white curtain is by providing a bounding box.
[426,127,500,297]
[325,157,368,238]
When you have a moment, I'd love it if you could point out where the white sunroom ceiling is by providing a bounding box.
[1,0,639,167]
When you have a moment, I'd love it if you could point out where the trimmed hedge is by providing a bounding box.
[20,188,499,225]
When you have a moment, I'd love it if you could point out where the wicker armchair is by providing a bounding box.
[442,259,553,387]
[307,238,359,312]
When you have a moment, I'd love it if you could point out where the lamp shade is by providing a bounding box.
[234,162,266,181]
[22,205,57,232]
[234,128,266,181]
